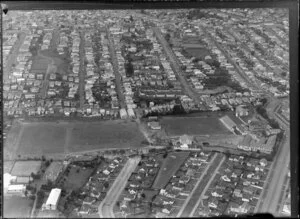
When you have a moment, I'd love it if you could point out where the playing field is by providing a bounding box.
[11,160,42,176]
[160,116,231,136]
[152,152,190,189]
[13,120,146,156]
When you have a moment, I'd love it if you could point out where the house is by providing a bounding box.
[162,205,173,214]
[208,198,219,209]
[83,197,96,205]
[259,158,268,167]
[78,204,91,215]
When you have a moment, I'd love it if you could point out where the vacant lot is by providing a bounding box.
[4,196,33,218]
[12,120,145,156]
[11,160,42,176]
[152,152,190,189]
[160,116,231,136]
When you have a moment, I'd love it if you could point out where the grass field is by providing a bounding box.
[11,160,42,176]
[4,196,33,218]
[12,120,146,156]
[152,152,190,189]
[160,116,231,136]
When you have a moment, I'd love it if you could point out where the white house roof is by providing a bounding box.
[46,188,61,206]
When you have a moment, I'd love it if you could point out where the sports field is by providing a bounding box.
[160,116,231,136]
[13,120,146,156]
[152,151,190,189]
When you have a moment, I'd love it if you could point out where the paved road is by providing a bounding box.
[258,131,290,216]
[255,96,290,216]
[190,155,226,217]
[178,153,225,217]
[176,153,218,217]
[152,26,201,104]
[3,32,26,81]
[105,26,126,109]
[98,157,141,218]
[79,31,86,109]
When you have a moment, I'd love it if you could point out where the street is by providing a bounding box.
[152,26,202,104]
[98,157,141,218]
[189,155,226,217]
[105,26,126,109]
[79,31,86,110]
[3,32,27,81]
[178,153,226,217]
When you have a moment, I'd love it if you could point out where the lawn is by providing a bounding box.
[160,116,231,136]
[3,196,34,218]
[152,152,190,189]
[11,160,42,176]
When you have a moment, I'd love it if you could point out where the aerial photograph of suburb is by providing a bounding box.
[2,7,291,218]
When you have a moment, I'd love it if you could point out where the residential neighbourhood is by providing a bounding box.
[3,7,292,218]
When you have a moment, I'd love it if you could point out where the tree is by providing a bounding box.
[103,181,109,188]
[141,193,146,199]
[163,153,168,159]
